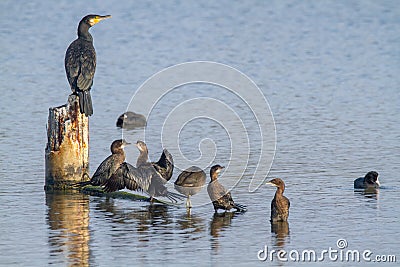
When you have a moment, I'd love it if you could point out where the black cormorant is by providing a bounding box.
[266,178,290,223]
[174,166,207,208]
[75,139,129,187]
[103,141,183,203]
[65,14,111,116]
[116,111,147,128]
[207,165,246,212]
[354,171,380,189]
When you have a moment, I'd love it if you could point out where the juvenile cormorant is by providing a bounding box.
[354,171,380,189]
[103,141,183,203]
[65,14,111,116]
[116,111,147,128]
[207,165,246,212]
[266,178,290,223]
[174,166,207,208]
[75,139,129,187]
[135,140,174,181]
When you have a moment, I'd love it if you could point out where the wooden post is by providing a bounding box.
[45,94,89,190]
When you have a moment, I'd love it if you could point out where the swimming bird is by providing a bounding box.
[116,111,147,128]
[207,165,246,212]
[354,171,380,189]
[266,178,290,223]
[103,141,184,203]
[65,14,111,116]
[174,166,207,208]
[75,139,129,187]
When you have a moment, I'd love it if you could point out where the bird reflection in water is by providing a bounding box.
[176,212,206,241]
[210,212,236,252]
[271,221,290,248]
[354,188,380,200]
[45,192,90,267]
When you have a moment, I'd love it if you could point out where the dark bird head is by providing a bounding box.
[136,140,148,153]
[266,178,286,191]
[110,139,130,154]
[80,14,112,27]
[210,165,225,181]
[77,14,111,40]
[364,171,379,186]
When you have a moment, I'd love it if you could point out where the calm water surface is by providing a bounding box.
[0,0,399,266]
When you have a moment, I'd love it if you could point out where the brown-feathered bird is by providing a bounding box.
[103,141,183,203]
[174,166,206,208]
[75,139,129,187]
[207,165,246,212]
[266,178,290,222]
[65,14,111,116]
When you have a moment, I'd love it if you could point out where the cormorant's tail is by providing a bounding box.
[72,181,91,187]
[72,173,91,187]
[233,203,247,212]
[77,90,93,116]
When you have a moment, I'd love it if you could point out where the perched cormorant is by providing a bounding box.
[135,140,174,181]
[207,165,246,212]
[103,141,183,203]
[266,178,290,223]
[75,139,129,187]
[116,111,147,128]
[354,171,380,189]
[174,166,207,208]
[65,14,111,116]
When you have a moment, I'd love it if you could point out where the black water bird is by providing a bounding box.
[174,166,207,208]
[266,178,290,223]
[103,141,183,203]
[75,139,129,187]
[354,171,380,189]
[65,14,111,116]
[116,111,147,128]
[207,165,246,212]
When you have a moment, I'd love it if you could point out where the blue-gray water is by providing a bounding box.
[0,0,399,266]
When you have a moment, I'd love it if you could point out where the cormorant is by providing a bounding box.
[116,111,147,128]
[75,139,129,187]
[65,14,111,116]
[174,166,207,208]
[266,178,290,223]
[103,141,184,203]
[354,171,380,189]
[135,140,174,181]
[207,165,246,212]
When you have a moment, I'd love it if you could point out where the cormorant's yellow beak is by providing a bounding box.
[90,15,111,25]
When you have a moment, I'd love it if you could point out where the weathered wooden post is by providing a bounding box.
[45,94,89,190]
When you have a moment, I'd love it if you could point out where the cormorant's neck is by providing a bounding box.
[275,185,284,196]
[210,172,219,182]
[136,150,148,167]
[78,23,93,42]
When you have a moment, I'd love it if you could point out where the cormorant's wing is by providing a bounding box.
[77,46,96,90]
[90,154,116,186]
[151,149,174,181]
[103,162,142,192]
